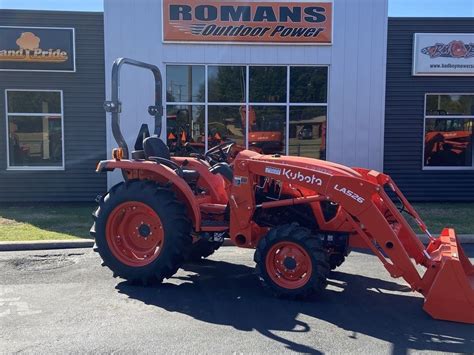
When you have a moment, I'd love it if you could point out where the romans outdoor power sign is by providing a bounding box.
[0,27,75,71]
[162,1,333,44]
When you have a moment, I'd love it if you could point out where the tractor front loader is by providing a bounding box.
[92,58,474,324]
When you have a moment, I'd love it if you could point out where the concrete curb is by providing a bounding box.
[1,235,473,252]
[0,239,94,252]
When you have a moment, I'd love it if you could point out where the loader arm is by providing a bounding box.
[229,150,474,324]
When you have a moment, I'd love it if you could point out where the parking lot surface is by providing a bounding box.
[1,246,473,354]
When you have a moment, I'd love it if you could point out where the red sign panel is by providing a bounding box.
[163,1,333,44]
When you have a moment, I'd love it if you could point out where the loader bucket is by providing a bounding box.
[423,228,474,324]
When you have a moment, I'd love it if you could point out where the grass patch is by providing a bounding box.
[0,202,472,242]
[0,203,95,241]
[411,203,474,235]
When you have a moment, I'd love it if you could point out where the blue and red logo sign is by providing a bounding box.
[422,40,474,59]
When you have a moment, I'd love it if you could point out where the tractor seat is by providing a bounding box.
[143,136,170,160]
[209,162,233,182]
[144,136,200,183]
[182,169,200,183]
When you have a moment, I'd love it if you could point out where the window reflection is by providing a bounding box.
[208,66,245,103]
[289,107,327,160]
[208,106,245,148]
[166,65,205,103]
[166,105,205,154]
[7,90,63,168]
[7,91,61,113]
[165,65,329,159]
[246,106,286,154]
[290,67,328,103]
[8,115,62,167]
[426,95,474,116]
[249,66,287,103]
[424,118,473,167]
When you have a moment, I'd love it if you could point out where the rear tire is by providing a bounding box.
[254,224,329,298]
[90,180,192,285]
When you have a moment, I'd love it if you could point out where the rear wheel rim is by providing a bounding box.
[265,241,313,290]
[106,201,164,267]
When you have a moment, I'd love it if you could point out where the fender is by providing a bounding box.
[172,157,228,204]
[97,159,202,230]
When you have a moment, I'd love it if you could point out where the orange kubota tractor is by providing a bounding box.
[240,106,284,154]
[92,59,473,324]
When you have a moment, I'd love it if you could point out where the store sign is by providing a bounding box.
[162,0,332,44]
[0,27,75,72]
[413,33,474,76]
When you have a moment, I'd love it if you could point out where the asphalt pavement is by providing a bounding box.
[1,246,473,354]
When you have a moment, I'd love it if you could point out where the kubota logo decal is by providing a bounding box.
[334,184,365,204]
[283,168,322,186]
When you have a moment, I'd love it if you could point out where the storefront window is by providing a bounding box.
[166,105,205,154]
[6,90,63,169]
[7,91,61,113]
[208,66,245,103]
[248,106,286,154]
[426,94,474,116]
[208,106,245,147]
[424,94,473,168]
[290,67,328,104]
[166,65,328,158]
[249,66,287,103]
[166,65,205,103]
[289,106,327,160]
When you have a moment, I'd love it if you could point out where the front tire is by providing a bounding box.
[254,224,329,298]
[329,253,346,270]
[90,180,192,284]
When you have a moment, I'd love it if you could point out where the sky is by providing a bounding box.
[0,0,473,17]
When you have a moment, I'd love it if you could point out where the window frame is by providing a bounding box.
[165,63,329,156]
[422,93,474,171]
[5,89,65,171]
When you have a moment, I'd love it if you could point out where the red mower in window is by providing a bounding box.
[91,58,474,324]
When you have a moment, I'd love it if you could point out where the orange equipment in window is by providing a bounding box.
[240,106,284,154]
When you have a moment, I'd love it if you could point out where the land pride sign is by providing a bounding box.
[0,27,75,72]
[162,0,333,44]
[413,33,474,76]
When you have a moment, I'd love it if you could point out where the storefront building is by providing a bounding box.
[104,0,388,188]
[0,10,106,202]
[3,4,471,202]
[385,18,474,200]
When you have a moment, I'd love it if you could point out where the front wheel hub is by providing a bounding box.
[138,224,151,238]
[265,241,313,289]
[283,256,297,270]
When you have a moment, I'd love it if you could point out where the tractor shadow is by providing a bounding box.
[116,249,474,354]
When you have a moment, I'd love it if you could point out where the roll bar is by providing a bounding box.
[104,57,163,159]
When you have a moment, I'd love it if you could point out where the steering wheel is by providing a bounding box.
[205,140,235,165]
[182,142,206,160]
